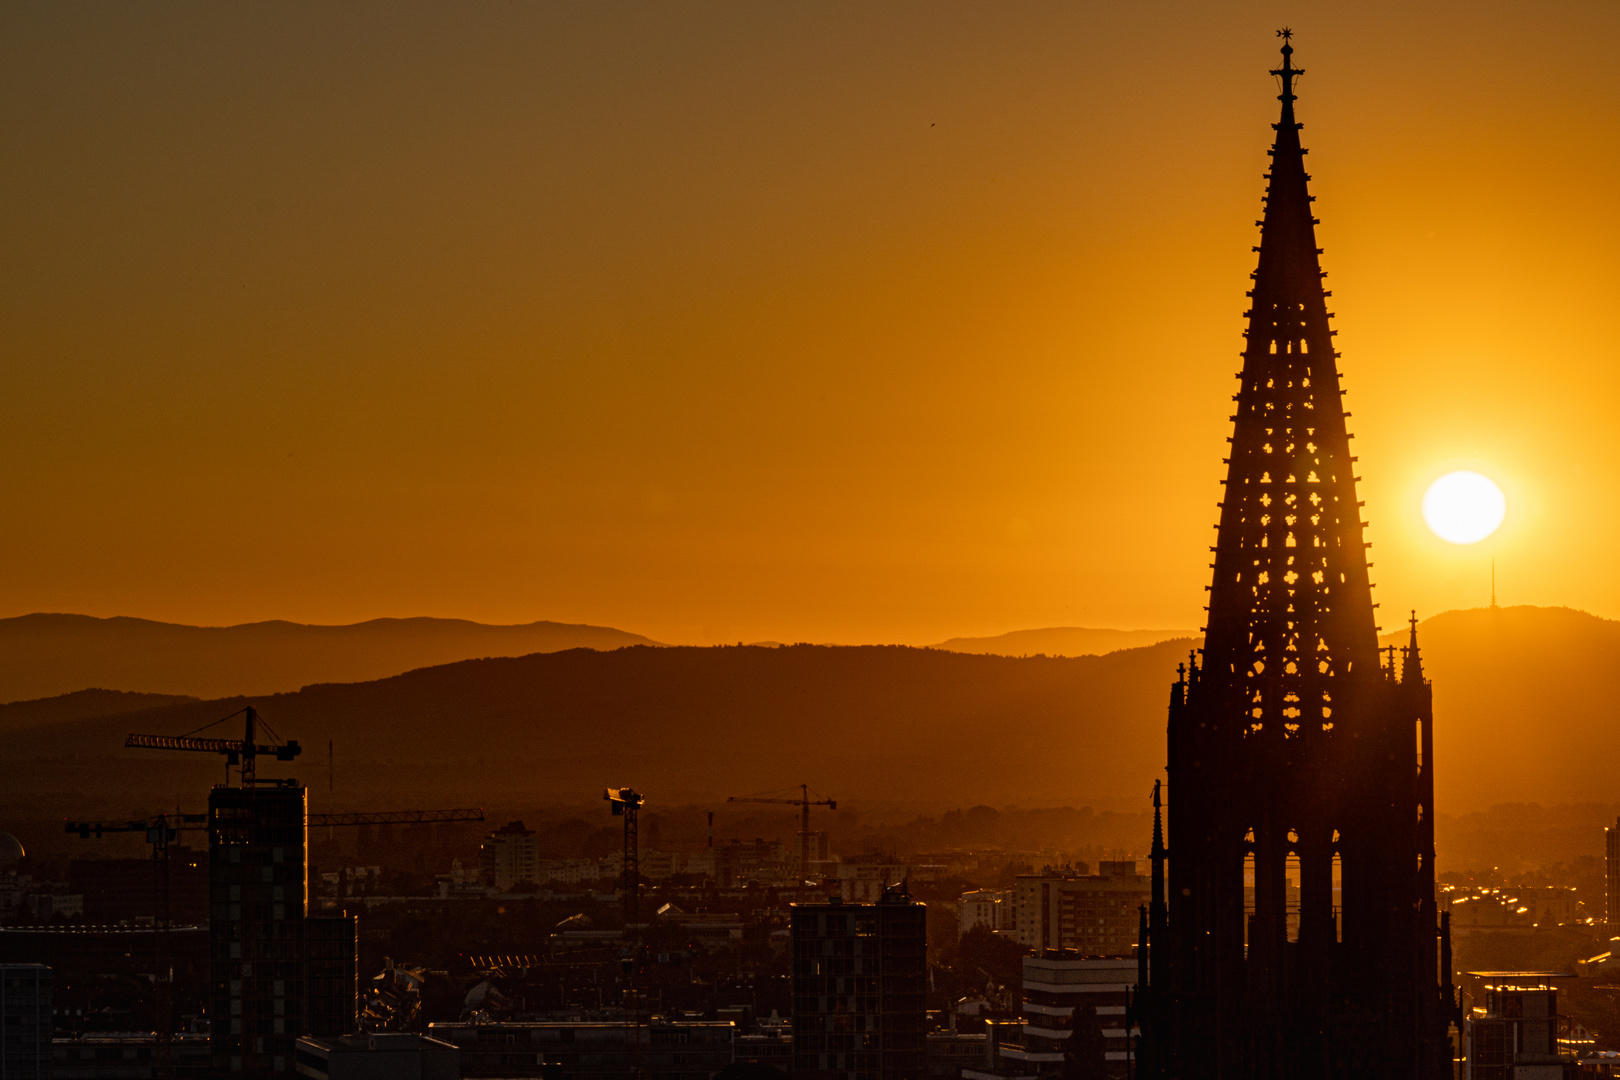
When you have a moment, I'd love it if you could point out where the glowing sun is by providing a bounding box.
[1422,471,1506,544]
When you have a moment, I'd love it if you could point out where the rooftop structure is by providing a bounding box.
[1461,972,1572,1080]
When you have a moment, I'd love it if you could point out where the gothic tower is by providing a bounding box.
[1135,36,1455,1079]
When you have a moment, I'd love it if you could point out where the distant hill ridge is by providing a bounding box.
[0,613,660,702]
[0,688,198,734]
[1,605,1615,816]
[932,626,1195,657]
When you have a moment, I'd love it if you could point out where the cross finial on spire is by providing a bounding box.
[1271,29,1302,108]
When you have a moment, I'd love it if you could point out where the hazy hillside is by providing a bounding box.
[2,605,1616,830]
[0,689,197,735]
[933,627,1194,657]
[0,614,660,702]
[1375,605,1620,815]
[0,640,1199,813]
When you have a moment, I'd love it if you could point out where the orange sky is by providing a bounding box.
[2,2,1617,646]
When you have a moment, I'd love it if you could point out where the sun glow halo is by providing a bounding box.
[1421,471,1506,545]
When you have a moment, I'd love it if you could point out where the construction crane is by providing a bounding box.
[603,788,644,928]
[65,807,484,1077]
[727,783,836,882]
[126,705,300,785]
[95,708,481,1069]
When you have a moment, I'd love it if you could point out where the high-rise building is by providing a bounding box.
[478,822,539,891]
[1135,37,1454,1079]
[0,964,51,1080]
[1013,863,1147,956]
[210,781,358,1078]
[792,889,926,1080]
[210,782,307,1076]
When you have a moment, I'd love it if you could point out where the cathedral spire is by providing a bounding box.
[1201,33,1380,740]
[1148,40,1453,1078]
[1403,609,1425,683]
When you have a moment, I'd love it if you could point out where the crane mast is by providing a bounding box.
[727,783,836,882]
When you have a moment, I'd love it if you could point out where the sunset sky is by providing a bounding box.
[3,2,1617,646]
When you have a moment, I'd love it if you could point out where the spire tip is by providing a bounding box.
[1271,29,1302,107]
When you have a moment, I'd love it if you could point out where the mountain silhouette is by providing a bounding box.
[0,688,197,735]
[932,627,1195,657]
[0,606,1611,818]
[0,640,1197,811]
[0,613,661,702]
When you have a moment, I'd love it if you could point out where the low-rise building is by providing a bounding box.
[959,889,1016,936]
[295,1032,459,1080]
[601,850,684,880]
[964,953,1138,1080]
[1463,972,1571,1080]
[1013,863,1146,956]
[715,840,792,887]
[51,1031,212,1078]
[927,1031,990,1076]
[427,1020,734,1079]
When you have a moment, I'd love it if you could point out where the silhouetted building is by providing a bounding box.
[69,847,207,925]
[957,889,1014,937]
[792,889,926,1080]
[293,1032,458,1079]
[1462,973,1569,1079]
[966,953,1137,1080]
[427,1020,733,1077]
[1134,37,1455,1079]
[478,822,538,891]
[211,781,354,1078]
[0,964,51,1079]
[304,915,359,1040]
[1013,863,1146,955]
[0,924,210,990]
[51,1032,212,1078]
[715,839,792,888]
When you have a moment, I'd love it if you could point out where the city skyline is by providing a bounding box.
[7,9,1620,1079]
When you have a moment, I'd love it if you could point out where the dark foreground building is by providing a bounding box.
[0,964,51,1079]
[792,889,926,1080]
[209,782,357,1077]
[1134,38,1456,1079]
